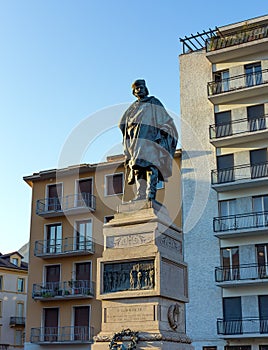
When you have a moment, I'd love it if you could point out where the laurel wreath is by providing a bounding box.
[109,328,139,350]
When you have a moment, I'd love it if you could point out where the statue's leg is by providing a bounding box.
[134,168,147,200]
[146,166,158,200]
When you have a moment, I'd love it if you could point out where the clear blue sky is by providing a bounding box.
[1,0,267,254]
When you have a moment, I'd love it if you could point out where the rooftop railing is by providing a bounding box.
[34,236,95,257]
[32,280,95,299]
[206,23,268,52]
[36,193,96,215]
[213,211,268,233]
[217,317,268,335]
[211,162,268,185]
[9,317,25,327]
[208,69,268,96]
[30,326,94,343]
[215,263,268,283]
[209,115,268,140]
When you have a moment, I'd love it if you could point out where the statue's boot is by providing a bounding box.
[146,166,158,200]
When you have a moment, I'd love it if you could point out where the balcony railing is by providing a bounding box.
[0,345,9,350]
[211,162,268,185]
[9,317,25,327]
[30,326,94,343]
[215,263,268,283]
[206,23,268,52]
[34,236,95,258]
[36,193,96,216]
[214,211,268,233]
[32,280,95,300]
[209,115,268,140]
[217,317,268,335]
[208,69,268,96]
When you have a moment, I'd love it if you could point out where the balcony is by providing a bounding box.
[30,326,94,344]
[36,193,96,218]
[206,22,268,63]
[0,346,9,350]
[211,162,268,192]
[9,317,25,327]
[32,280,95,300]
[207,69,268,104]
[209,115,268,147]
[217,317,268,338]
[213,211,268,238]
[215,264,268,287]
[34,237,95,258]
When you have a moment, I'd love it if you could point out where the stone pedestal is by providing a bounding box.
[92,200,193,350]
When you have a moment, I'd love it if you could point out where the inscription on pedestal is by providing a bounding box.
[103,260,154,293]
[105,305,155,323]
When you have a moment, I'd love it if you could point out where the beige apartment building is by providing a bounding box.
[180,14,268,350]
[23,152,181,350]
[0,252,28,350]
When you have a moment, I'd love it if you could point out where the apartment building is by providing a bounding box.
[180,14,268,350]
[23,152,181,350]
[0,252,28,349]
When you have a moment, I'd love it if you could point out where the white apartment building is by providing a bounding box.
[180,15,268,350]
[0,252,28,349]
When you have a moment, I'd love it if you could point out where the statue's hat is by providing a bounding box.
[131,79,146,89]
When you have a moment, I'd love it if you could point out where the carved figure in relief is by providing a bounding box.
[137,270,142,289]
[149,268,154,288]
[129,270,135,289]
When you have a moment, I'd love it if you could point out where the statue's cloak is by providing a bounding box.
[119,96,178,181]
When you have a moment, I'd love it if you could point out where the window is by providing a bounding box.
[221,247,240,281]
[245,62,262,87]
[214,111,232,138]
[253,195,268,226]
[259,296,268,333]
[0,300,2,317]
[74,306,90,341]
[44,308,59,341]
[75,220,93,251]
[12,258,19,266]
[225,347,251,350]
[247,104,265,131]
[218,200,236,231]
[104,215,114,224]
[16,302,24,317]
[217,154,234,183]
[45,223,62,253]
[214,70,229,93]
[0,276,3,290]
[15,330,23,346]
[250,148,268,179]
[47,183,62,211]
[203,347,217,350]
[105,173,123,196]
[76,178,93,207]
[17,278,25,292]
[223,297,242,334]
[256,244,268,278]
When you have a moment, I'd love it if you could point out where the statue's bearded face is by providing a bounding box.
[133,84,148,99]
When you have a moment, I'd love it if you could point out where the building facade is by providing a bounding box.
[180,14,268,350]
[0,252,28,349]
[23,152,181,350]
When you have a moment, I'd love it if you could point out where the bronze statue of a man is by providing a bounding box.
[119,79,178,201]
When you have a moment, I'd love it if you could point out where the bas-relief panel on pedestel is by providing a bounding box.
[103,260,154,293]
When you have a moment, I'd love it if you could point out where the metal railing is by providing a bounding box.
[9,317,25,326]
[30,326,94,343]
[34,236,95,257]
[213,211,268,232]
[215,263,268,282]
[32,280,95,299]
[217,317,268,335]
[36,193,96,215]
[208,69,268,96]
[209,115,268,140]
[0,345,9,350]
[206,22,268,52]
[211,162,268,185]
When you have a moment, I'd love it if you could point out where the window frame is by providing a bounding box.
[17,278,25,293]
[105,172,124,196]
